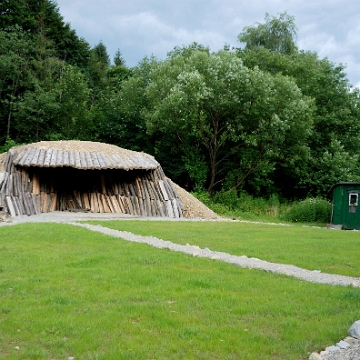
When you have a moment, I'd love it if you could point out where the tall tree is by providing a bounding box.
[237,40,360,197]
[0,0,90,68]
[238,12,297,54]
[0,28,34,142]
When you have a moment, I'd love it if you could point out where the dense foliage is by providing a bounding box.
[0,4,359,201]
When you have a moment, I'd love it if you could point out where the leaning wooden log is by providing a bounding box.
[83,193,90,210]
[144,197,151,216]
[110,195,120,213]
[165,200,174,218]
[150,199,157,217]
[125,196,134,214]
[6,196,17,217]
[129,196,138,215]
[164,179,176,200]
[105,195,115,213]
[135,177,143,198]
[6,175,13,197]
[141,179,150,200]
[148,181,158,200]
[45,193,51,212]
[158,181,169,201]
[116,196,124,213]
[156,200,165,217]
[12,196,21,216]
[171,199,180,218]
[32,173,40,195]
[118,196,127,213]
[128,182,139,198]
[90,193,98,213]
[100,175,107,194]
[136,197,144,216]
[0,173,8,194]
[11,196,20,216]
[16,194,25,215]
[0,172,5,188]
[22,193,31,216]
[15,172,22,197]
[12,173,18,197]
[133,196,141,215]
[123,182,131,197]
[97,193,104,213]
[40,192,47,213]
[145,179,155,200]
[0,193,7,212]
[3,151,11,173]
[117,182,124,196]
[49,193,57,212]
[32,194,41,215]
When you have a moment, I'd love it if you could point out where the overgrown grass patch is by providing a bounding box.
[89,220,360,277]
[1,223,360,359]
[193,191,332,225]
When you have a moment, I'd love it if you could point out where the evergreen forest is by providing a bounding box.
[1,2,360,202]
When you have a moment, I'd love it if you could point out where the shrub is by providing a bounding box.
[281,197,332,223]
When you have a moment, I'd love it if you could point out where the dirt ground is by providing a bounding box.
[171,181,220,219]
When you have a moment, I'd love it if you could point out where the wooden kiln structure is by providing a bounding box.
[0,141,184,218]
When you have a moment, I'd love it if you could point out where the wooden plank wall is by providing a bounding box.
[0,149,184,218]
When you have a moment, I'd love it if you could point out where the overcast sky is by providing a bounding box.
[55,0,360,88]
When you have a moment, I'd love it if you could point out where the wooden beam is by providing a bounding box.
[30,148,41,167]
[49,149,58,168]
[43,149,53,167]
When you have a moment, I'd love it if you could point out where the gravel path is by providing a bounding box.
[69,222,360,288]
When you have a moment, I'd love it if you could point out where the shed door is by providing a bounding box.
[344,192,360,229]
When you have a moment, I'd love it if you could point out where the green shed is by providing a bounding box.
[329,182,360,230]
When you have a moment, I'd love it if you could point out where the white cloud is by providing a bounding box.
[55,0,360,87]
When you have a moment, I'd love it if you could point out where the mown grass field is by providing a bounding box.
[0,222,360,359]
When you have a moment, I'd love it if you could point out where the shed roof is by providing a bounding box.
[6,141,159,170]
[328,182,360,194]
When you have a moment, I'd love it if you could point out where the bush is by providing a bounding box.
[0,138,18,153]
[281,197,332,223]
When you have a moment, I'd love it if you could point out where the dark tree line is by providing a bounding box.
[0,4,359,200]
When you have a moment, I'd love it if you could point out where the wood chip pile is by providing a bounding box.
[0,141,184,218]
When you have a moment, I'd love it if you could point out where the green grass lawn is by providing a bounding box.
[0,222,360,359]
[88,220,360,277]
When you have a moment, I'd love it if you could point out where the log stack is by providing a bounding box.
[0,143,184,218]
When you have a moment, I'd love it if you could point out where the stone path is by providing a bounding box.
[69,222,360,288]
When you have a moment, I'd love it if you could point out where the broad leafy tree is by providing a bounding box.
[144,45,314,193]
